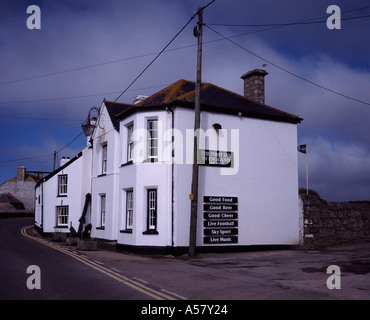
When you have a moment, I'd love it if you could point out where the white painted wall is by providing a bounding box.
[34,147,92,234]
[117,110,173,247]
[90,103,120,241]
[173,108,299,247]
[35,101,300,250]
[115,106,299,249]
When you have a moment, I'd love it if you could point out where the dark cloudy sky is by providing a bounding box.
[1,0,370,202]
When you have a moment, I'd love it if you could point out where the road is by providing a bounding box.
[1,217,370,302]
[0,218,174,300]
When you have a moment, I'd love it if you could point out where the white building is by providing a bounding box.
[35,70,303,254]
[34,148,92,236]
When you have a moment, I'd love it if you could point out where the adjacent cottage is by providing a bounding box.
[35,70,303,254]
[0,166,39,212]
[34,148,92,235]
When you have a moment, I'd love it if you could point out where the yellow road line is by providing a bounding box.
[21,226,176,300]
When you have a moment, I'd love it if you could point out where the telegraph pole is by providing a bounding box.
[189,7,203,257]
[53,151,57,171]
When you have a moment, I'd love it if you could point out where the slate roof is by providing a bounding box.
[114,79,302,124]
[104,100,132,131]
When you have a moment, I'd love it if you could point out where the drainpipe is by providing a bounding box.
[41,180,44,230]
[166,107,175,248]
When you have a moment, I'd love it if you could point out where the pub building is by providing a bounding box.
[35,70,303,254]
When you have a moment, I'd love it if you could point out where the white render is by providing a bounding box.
[90,103,121,241]
[34,147,92,234]
[115,106,300,249]
[35,78,302,253]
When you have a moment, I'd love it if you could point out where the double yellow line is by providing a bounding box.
[21,226,177,300]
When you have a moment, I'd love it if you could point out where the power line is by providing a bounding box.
[1,115,83,121]
[0,44,201,88]
[57,131,84,153]
[0,84,169,105]
[113,3,208,102]
[204,24,370,107]
[0,132,85,164]
[0,153,53,163]
[1,3,368,90]
[207,14,370,27]
[204,5,370,40]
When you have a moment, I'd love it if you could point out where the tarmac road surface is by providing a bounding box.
[0,218,176,300]
[1,217,370,301]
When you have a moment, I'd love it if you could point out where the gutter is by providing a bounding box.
[166,107,175,248]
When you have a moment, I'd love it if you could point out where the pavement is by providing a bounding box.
[28,226,370,300]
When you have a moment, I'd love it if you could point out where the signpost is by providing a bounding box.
[203,196,238,244]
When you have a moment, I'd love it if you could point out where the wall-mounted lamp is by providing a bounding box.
[81,107,99,137]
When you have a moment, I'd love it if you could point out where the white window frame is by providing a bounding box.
[127,124,134,162]
[126,190,133,230]
[102,143,107,174]
[100,194,106,227]
[147,119,158,161]
[147,189,157,230]
[56,206,69,227]
[58,174,68,196]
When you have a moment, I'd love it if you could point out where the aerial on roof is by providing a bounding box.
[111,79,302,124]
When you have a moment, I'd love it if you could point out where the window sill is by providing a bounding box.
[142,230,159,235]
[143,158,158,163]
[97,173,107,178]
[121,161,133,167]
[54,225,68,229]
[96,226,105,230]
[57,195,68,198]
[120,229,133,234]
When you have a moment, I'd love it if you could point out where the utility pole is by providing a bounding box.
[189,7,203,257]
[306,144,309,195]
[53,151,57,171]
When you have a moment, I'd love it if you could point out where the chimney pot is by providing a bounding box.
[241,69,268,104]
[60,157,70,167]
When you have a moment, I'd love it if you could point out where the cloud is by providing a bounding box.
[299,137,370,201]
[199,31,370,201]
[1,0,370,202]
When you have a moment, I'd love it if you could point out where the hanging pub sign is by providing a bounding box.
[198,149,233,167]
[203,196,238,244]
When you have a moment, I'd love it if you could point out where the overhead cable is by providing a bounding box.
[205,24,370,107]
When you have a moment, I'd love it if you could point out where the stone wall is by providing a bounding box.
[301,194,370,248]
[0,180,36,211]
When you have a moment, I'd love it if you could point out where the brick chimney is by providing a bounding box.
[17,166,26,182]
[241,69,268,104]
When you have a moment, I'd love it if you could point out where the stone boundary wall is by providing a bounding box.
[0,211,34,218]
[300,194,370,248]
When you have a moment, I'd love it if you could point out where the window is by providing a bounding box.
[143,189,158,234]
[147,119,158,161]
[126,190,133,230]
[56,206,69,227]
[58,175,68,196]
[102,143,107,174]
[100,194,106,227]
[127,124,134,162]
